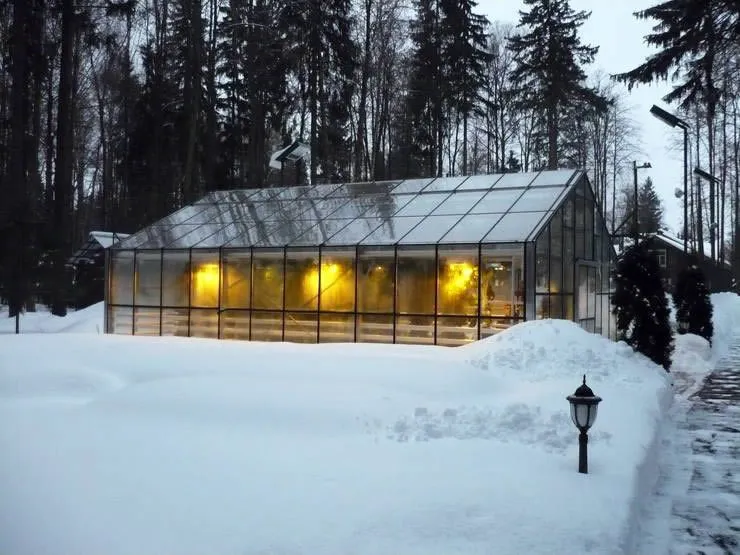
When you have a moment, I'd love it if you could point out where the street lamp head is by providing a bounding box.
[650,105,689,130]
[694,167,720,183]
[566,375,602,431]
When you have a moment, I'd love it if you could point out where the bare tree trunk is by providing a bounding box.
[50,0,75,316]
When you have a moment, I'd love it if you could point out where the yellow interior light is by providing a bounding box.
[192,263,220,305]
[444,262,476,296]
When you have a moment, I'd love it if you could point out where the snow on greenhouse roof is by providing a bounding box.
[115,170,583,249]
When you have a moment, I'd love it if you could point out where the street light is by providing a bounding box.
[633,161,652,241]
[650,105,690,252]
[566,375,602,474]
[694,167,720,261]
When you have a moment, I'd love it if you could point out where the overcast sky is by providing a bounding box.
[478,0,685,235]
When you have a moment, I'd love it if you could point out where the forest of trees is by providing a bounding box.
[0,0,738,315]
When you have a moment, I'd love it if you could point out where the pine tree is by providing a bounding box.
[638,177,665,235]
[507,0,608,170]
[612,241,674,371]
[673,259,714,344]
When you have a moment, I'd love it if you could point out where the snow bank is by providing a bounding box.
[0,302,104,335]
[0,318,671,555]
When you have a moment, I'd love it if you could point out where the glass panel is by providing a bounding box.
[220,310,250,341]
[325,218,383,245]
[431,190,488,215]
[575,194,585,259]
[536,294,565,319]
[134,251,161,306]
[222,250,251,309]
[250,311,284,341]
[160,308,189,336]
[110,251,135,305]
[395,315,434,345]
[436,316,478,346]
[361,193,415,219]
[119,226,174,249]
[484,212,547,242]
[359,216,424,245]
[247,188,282,201]
[176,204,232,225]
[564,294,574,320]
[510,186,565,212]
[391,178,434,194]
[284,312,318,344]
[107,306,133,334]
[328,180,400,197]
[550,212,563,294]
[189,309,219,338]
[163,224,220,248]
[288,218,355,246]
[585,199,594,260]
[254,217,321,247]
[358,248,395,313]
[469,189,525,214]
[440,213,502,243]
[303,197,354,219]
[536,230,549,293]
[196,189,260,203]
[530,169,576,187]
[393,193,450,216]
[492,172,537,188]
[398,215,461,244]
[320,249,356,312]
[133,307,160,336]
[480,317,518,338]
[319,313,354,343]
[161,250,189,307]
[190,250,220,308]
[421,176,466,192]
[397,247,435,314]
[193,222,256,247]
[481,245,524,318]
[577,266,589,320]
[285,249,319,310]
[251,250,284,310]
[357,314,393,343]
[454,174,505,191]
[437,246,478,315]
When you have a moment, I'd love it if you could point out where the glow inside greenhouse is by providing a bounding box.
[105,169,616,346]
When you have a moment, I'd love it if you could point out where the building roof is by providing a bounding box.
[69,231,131,265]
[649,233,731,267]
[114,170,584,250]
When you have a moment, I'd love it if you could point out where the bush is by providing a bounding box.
[612,241,673,371]
[673,260,713,344]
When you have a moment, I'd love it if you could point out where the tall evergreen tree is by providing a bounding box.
[673,259,714,344]
[440,0,490,175]
[612,241,674,371]
[507,0,608,170]
[638,177,665,234]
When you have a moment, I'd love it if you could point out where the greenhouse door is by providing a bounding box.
[575,263,597,333]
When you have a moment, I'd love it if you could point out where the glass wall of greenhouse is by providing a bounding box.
[106,170,614,346]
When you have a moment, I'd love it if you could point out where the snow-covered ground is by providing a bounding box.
[0,295,737,555]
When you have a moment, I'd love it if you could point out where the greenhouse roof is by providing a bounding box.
[115,169,583,250]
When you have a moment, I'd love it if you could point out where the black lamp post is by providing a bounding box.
[650,105,690,252]
[694,167,720,262]
[566,375,602,474]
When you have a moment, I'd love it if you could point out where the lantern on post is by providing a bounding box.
[566,375,602,474]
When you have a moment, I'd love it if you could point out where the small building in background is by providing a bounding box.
[69,232,129,308]
[645,233,734,293]
[105,170,616,345]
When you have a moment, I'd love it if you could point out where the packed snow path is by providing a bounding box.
[669,339,740,555]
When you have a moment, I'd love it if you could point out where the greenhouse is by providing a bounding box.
[105,169,615,346]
